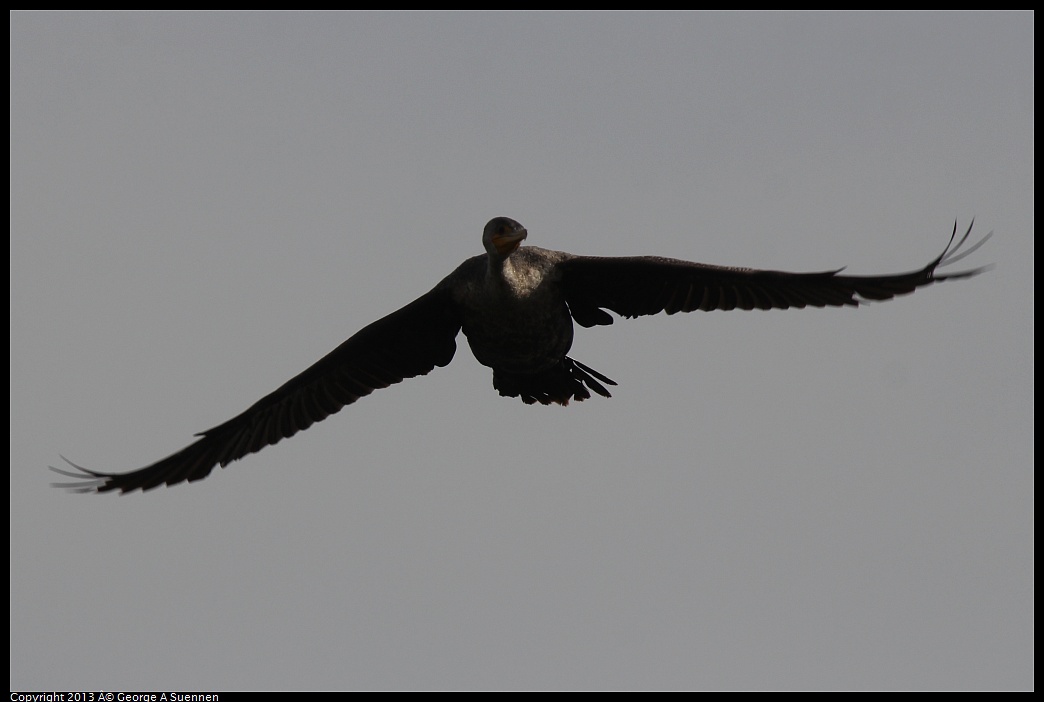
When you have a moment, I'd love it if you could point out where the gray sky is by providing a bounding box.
[11,11,1033,691]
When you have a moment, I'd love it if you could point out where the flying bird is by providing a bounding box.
[52,217,990,493]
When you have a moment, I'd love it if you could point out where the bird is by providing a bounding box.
[51,217,991,493]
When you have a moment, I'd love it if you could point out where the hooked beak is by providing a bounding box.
[491,228,528,256]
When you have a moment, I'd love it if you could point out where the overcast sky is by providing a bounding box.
[11,11,1033,691]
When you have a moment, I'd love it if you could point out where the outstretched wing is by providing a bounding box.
[560,221,990,325]
[52,285,462,493]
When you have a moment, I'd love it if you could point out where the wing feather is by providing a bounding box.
[562,222,990,322]
[52,285,461,493]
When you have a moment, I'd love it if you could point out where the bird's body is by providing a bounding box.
[52,217,990,493]
[456,246,574,375]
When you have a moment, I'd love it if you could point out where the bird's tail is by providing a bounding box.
[493,357,617,406]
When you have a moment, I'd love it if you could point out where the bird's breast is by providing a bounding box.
[455,255,574,373]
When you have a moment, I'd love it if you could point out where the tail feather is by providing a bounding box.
[493,357,617,406]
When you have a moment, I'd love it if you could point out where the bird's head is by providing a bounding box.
[483,217,528,259]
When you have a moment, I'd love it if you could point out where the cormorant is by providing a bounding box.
[51,217,990,493]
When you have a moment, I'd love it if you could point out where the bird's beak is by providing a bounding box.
[492,228,528,256]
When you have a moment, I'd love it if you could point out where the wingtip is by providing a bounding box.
[933,220,994,279]
[48,456,112,493]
